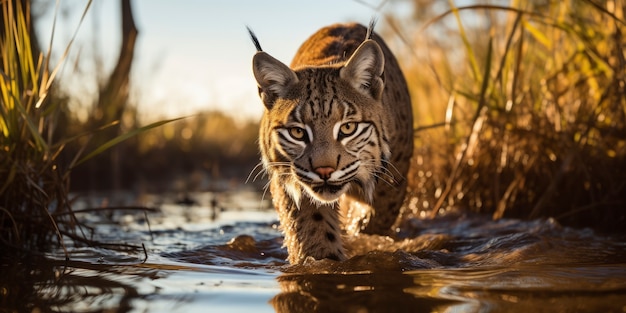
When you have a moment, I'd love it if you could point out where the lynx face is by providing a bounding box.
[254,41,389,206]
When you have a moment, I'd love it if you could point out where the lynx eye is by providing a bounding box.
[288,127,306,140]
[339,122,357,136]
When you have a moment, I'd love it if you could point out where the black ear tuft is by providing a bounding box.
[366,17,378,40]
[246,26,263,52]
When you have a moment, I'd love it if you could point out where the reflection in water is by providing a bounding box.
[4,193,625,312]
[402,265,626,312]
[1,253,60,312]
[0,252,144,313]
[269,258,626,313]
[270,252,448,313]
[271,271,453,313]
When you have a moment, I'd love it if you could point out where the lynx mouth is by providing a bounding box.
[303,183,348,203]
[312,184,344,195]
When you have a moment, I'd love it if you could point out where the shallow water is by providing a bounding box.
[3,190,626,312]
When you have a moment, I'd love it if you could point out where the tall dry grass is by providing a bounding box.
[386,0,625,231]
[0,0,175,253]
[0,0,84,252]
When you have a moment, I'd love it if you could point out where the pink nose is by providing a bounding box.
[314,167,335,180]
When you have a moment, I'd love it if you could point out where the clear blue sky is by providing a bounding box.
[38,0,388,121]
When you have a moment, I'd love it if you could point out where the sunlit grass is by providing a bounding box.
[0,0,81,252]
[393,0,626,231]
[0,0,177,253]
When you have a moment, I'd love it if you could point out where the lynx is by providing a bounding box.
[249,22,413,264]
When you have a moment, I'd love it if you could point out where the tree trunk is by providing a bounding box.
[91,0,138,192]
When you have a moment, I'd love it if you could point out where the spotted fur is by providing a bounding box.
[250,23,413,264]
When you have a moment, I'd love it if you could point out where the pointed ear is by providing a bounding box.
[252,52,298,109]
[340,40,384,100]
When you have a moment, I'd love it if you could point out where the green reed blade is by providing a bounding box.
[74,117,187,167]
[448,0,481,83]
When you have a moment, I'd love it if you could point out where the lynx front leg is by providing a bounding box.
[272,182,345,264]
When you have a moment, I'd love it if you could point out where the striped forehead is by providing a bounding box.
[290,74,361,123]
[298,96,342,121]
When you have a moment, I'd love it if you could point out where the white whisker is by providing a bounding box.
[246,162,266,183]
[371,172,397,189]
[260,181,271,204]
[382,159,403,179]
[359,159,403,189]
[247,162,292,183]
